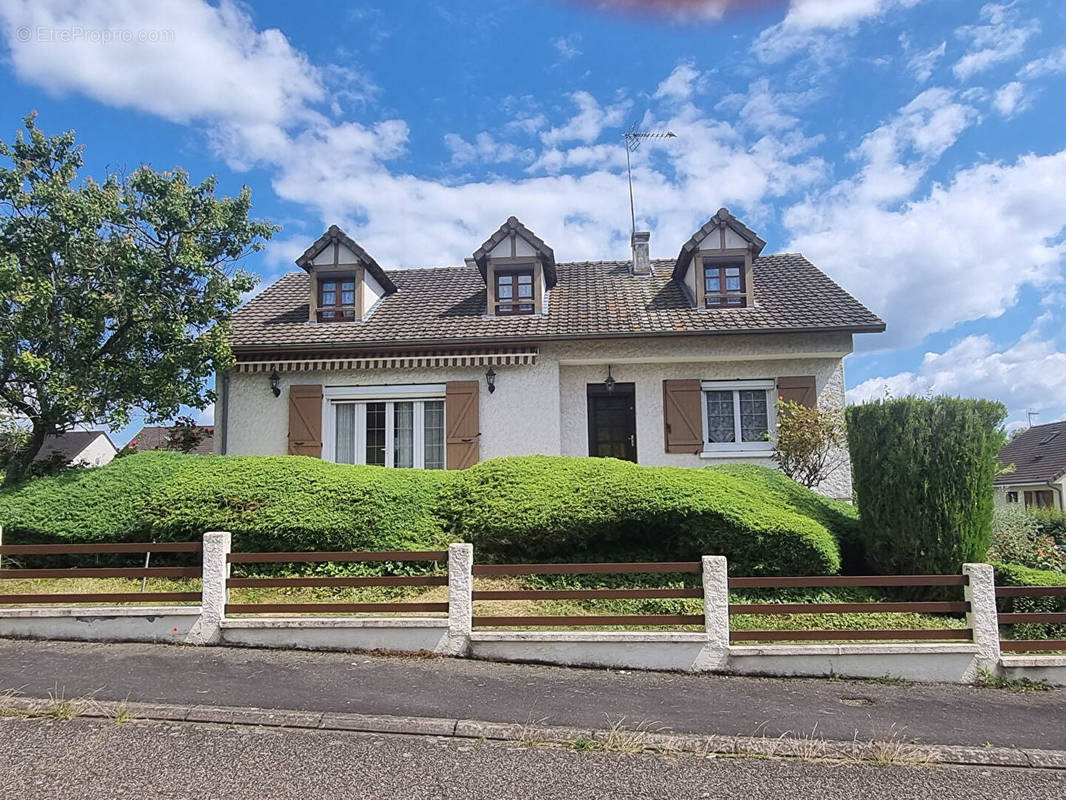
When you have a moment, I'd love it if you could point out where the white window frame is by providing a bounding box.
[699,379,775,455]
[322,384,446,468]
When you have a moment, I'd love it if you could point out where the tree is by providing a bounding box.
[165,415,212,453]
[0,113,275,486]
[846,396,1007,575]
[771,399,848,489]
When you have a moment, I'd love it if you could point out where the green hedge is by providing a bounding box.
[436,456,842,575]
[0,452,849,575]
[847,396,1006,575]
[993,562,1066,643]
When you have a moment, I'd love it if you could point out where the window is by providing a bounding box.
[1024,490,1056,509]
[703,261,745,308]
[318,274,357,321]
[700,380,773,452]
[1006,491,1018,503]
[495,268,535,315]
[325,385,445,469]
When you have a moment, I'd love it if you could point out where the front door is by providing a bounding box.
[587,383,637,462]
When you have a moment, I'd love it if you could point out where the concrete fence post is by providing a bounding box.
[696,555,730,671]
[963,562,1001,677]
[191,531,232,646]
[444,542,473,656]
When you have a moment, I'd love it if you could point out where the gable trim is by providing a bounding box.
[296,225,397,294]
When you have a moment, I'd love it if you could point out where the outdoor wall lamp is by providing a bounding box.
[485,367,497,394]
[604,365,616,394]
[269,369,281,398]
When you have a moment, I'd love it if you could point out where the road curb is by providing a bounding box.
[3,695,1062,770]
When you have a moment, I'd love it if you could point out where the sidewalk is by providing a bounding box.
[1,638,1064,751]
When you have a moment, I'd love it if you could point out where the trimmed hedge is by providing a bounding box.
[0,452,849,575]
[436,456,842,575]
[993,562,1066,643]
[847,396,1006,575]
[0,452,450,553]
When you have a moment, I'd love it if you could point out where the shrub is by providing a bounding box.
[770,400,848,489]
[709,462,866,572]
[989,507,1066,572]
[1030,506,1066,548]
[993,562,1066,643]
[436,456,841,575]
[846,396,1006,575]
[0,451,449,553]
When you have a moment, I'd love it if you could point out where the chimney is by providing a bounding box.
[630,231,651,276]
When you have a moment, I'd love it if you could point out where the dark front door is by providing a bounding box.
[587,383,637,462]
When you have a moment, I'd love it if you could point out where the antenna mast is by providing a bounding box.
[623,125,676,236]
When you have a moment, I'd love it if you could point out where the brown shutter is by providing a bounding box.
[287,384,323,457]
[446,380,480,469]
[777,376,817,409]
[663,379,703,454]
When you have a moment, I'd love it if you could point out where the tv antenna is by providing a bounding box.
[623,125,676,236]
[1027,409,1039,427]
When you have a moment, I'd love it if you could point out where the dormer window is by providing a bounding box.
[317,274,357,321]
[295,225,398,324]
[703,261,745,308]
[471,216,557,318]
[673,208,765,311]
[494,266,535,315]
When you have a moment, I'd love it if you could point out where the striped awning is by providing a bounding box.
[235,349,539,373]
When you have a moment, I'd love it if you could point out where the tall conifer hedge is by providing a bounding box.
[846,396,1006,575]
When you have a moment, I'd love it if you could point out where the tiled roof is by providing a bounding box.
[129,425,215,456]
[228,255,885,351]
[36,431,114,462]
[996,421,1066,485]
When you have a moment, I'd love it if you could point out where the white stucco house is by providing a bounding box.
[216,210,885,498]
[35,430,118,468]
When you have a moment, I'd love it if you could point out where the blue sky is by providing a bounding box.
[2,0,1065,444]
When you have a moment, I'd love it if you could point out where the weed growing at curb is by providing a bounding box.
[976,668,1053,693]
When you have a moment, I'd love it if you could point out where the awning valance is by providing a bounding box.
[235,349,538,374]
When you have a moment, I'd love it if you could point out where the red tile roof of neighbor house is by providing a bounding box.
[996,420,1066,485]
[129,425,215,456]
[228,254,885,352]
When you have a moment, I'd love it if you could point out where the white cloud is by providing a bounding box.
[0,0,325,126]
[847,314,1066,427]
[754,0,922,63]
[904,39,946,83]
[718,78,817,135]
[539,91,631,147]
[992,81,1029,118]
[953,2,1039,81]
[551,34,581,61]
[1018,46,1066,79]
[444,132,534,167]
[653,63,706,102]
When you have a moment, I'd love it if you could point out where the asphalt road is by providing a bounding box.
[3,716,1065,800]
[1,639,1065,750]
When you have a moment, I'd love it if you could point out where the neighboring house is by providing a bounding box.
[216,209,885,498]
[129,424,215,455]
[35,431,118,468]
[995,421,1066,511]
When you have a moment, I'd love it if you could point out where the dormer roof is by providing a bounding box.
[472,216,557,289]
[673,208,767,281]
[295,225,397,295]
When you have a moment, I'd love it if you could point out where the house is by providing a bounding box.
[128,424,215,455]
[215,210,885,498]
[995,420,1066,511]
[35,431,117,468]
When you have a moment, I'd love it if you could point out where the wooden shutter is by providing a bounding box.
[287,384,323,457]
[777,376,817,409]
[663,379,703,454]
[446,380,480,469]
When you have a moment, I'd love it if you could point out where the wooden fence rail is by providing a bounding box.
[995,584,1066,653]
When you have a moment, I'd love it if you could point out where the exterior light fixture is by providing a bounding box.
[269,369,281,398]
[604,365,616,395]
[485,367,497,394]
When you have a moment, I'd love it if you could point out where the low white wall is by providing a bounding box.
[726,643,982,683]
[0,607,202,644]
[219,617,449,653]
[999,655,1066,685]
[470,632,721,671]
